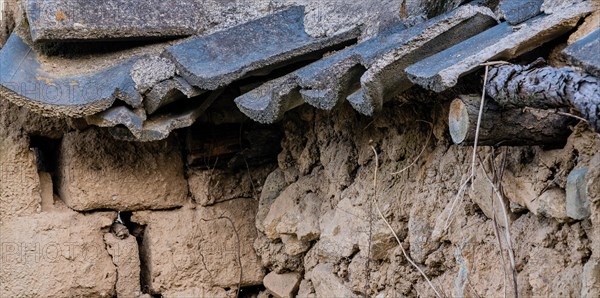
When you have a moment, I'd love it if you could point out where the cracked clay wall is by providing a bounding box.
[1,0,600,298]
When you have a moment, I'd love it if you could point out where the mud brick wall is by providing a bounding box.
[1,0,600,297]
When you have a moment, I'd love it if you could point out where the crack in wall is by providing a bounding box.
[102,236,120,298]
[103,211,151,298]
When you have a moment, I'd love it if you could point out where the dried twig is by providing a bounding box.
[365,192,373,297]
[532,168,564,203]
[523,107,589,123]
[484,152,508,298]
[443,178,471,231]
[470,64,491,188]
[480,61,510,66]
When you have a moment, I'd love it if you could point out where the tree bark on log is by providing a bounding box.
[486,60,600,132]
[449,95,574,146]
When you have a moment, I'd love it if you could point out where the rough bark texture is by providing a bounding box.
[486,61,600,132]
[449,95,574,146]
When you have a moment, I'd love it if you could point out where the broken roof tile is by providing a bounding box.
[562,28,600,77]
[163,6,360,90]
[25,0,203,42]
[235,5,498,122]
[108,90,223,142]
[235,75,304,124]
[541,0,587,14]
[131,56,177,94]
[354,5,498,115]
[405,1,595,92]
[144,77,205,115]
[499,0,543,25]
[0,34,142,117]
[85,106,146,139]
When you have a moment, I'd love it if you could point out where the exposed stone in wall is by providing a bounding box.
[264,271,301,298]
[252,100,600,297]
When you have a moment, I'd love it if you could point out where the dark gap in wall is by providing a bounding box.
[29,136,61,173]
[465,0,501,13]
[105,99,142,113]
[186,121,283,170]
[239,284,266,298]
[146,88,224,119]
[509,25,575,67]
[77,206,182,215]
[29,136,62,197]
[580,221,592,265]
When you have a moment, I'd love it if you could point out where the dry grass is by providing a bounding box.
[479,156,518,298]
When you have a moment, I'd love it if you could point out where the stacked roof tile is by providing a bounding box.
[0,1,598,141]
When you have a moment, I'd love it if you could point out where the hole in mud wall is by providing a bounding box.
[29,136,62,198]
[29,136,61,173]
[238,285,266,298]
[186,121,283,170]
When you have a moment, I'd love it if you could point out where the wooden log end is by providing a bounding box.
[448,95,573,146]
[449,98,469,145]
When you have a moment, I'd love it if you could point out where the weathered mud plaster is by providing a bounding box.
[0,210,117,297]
[132,199,264,296]
[104,233,142,297]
